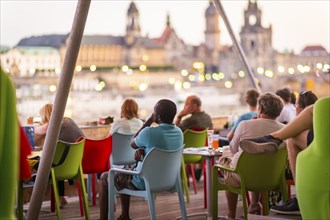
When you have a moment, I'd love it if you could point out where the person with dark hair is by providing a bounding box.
[241,90,318,215]
[218,93,285,219]
[227,89,260,141]
[99,99,183,220]
[276,88,296,124]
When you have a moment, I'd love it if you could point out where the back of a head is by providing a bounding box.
[298,91,318,109]
[275,88,292,103]
[258,93,283,118]
[121,98,139,119]
[245,89,260,107]
[40,103,53,124]
[155,99,177,124]
[189,95,201,108]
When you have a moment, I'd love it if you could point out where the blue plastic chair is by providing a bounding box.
[110,132,135,167]
[108,146,187,220]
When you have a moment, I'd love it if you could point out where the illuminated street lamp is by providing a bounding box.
[139,64,147,72]
[278,66,285,73]
[90,65,96,72]
[288,67,295,74]
[181,69,188,76]
[257,67,264,75]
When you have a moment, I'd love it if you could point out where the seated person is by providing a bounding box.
[240,90,318,215]
[99,99,183,220]
[34,103,84,207]
[175,95,213,180]
[227,89,259,141]
[99,98,143,218]
[276,88,296,124]
[109,98,143,135]
[218,93,284,219]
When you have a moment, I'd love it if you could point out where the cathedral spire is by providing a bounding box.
[166,13,171,27]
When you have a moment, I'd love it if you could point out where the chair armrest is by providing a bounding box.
[213,164,236,173]
[109,167,140,176]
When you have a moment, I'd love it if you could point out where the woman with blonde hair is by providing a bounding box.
[34,103,85,208]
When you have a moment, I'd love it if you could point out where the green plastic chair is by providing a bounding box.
[296,97,330,219]
[50,139,89,220]
[0,69,19,220]
[212,146,288,220]
[183,129,208,194]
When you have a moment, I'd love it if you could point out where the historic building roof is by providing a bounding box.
[301,45,328,56]
[17,34,68,49]
[127,1,138,15]
[81,35,124,46]
[205,1,217,16]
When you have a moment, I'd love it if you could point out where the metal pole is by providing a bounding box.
[212,0,261,93]
[26,0,91,219]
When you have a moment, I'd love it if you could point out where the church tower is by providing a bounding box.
[239,0,274,70]
[204,1,220,51]
[125,1,141,45]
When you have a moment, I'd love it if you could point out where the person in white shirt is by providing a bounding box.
[276,88,296,124]
[109,98,143,135]
[99,98,143,220]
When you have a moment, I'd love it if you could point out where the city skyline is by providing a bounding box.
[1,0,329,54]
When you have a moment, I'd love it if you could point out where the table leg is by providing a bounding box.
[205,157,212,217]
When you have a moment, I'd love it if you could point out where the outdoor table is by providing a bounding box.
[183,147,223,218]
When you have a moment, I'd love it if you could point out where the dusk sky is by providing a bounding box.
[1,0,329,54]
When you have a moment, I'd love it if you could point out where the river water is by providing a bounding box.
[18,86,246,125]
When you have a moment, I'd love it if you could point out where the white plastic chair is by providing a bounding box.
[108,146,187,220]
[110,132,135,167]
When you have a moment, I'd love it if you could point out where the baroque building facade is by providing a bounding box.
[1,0,329,92]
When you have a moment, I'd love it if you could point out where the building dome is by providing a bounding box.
[205,2,216,16]
[127,1,139,15]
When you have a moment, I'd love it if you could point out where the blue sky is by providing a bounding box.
[1,0,329,53]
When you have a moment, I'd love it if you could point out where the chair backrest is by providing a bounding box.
[111,132,135,166]
[81,135,112,174]
[52,139,85,180]
[140,146,184,192]
[183,129,208,148]
[236,146,287,191]
[310,97,330,153]
[296,97,330,219]
[183,129,207,163]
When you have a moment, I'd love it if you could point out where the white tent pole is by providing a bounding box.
[212,0,261,93]
[26,0,91,219]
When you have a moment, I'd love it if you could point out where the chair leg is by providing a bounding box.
[87,174,92,202]
[180,158,190,203]
[17,181,24,220]
[241,190,248,220]
[108,171,116,220]
[78,167,90,220]
[77,181,84,217]
[176,178,188,220]
[51,169,62,220]
[212,170,219,220]
[92,173,96,206]
[50,187,55,212]
[146,186,156,220]
[189,164,198,194]
[203,161,207,208]
[246,191,251,206]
